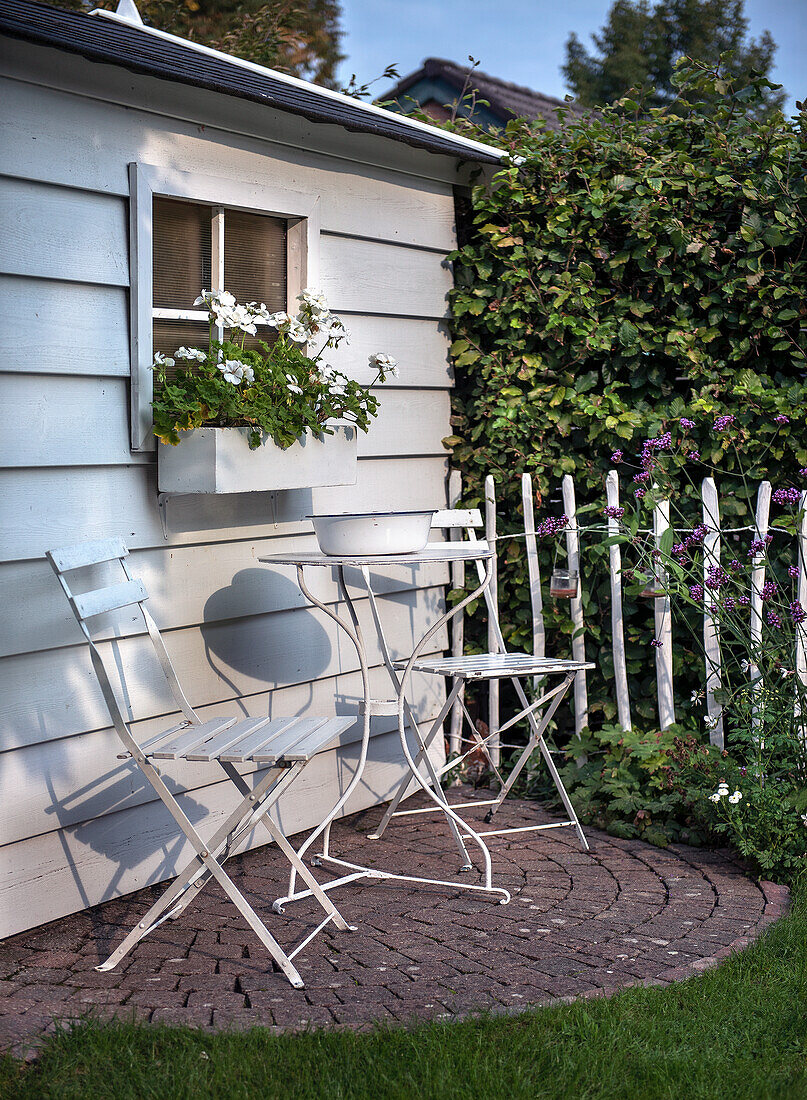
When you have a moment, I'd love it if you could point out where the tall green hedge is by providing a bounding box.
[446,64,807,729]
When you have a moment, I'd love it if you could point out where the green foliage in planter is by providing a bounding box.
[152,289,397,449]
[446,59,807,731]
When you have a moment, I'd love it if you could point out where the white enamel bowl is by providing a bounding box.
[309,511,435,556]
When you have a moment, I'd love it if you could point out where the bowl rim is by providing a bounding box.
[307,510,436,520]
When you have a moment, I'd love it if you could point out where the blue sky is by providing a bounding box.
[336,0,806,115]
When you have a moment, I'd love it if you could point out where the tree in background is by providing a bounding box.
[564,0,786,118]
[45,0,344,86]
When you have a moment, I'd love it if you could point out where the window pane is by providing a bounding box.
[153,198,212,309]
[225,209,287,309]
[152,320,212,387]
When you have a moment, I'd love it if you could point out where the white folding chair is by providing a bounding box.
[370,509,593,851]
[47,538,356,989]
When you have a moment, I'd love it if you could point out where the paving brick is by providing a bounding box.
[0,787,788,1048]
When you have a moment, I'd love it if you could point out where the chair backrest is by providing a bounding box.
[47,539,198,753]
[429,508,506,652]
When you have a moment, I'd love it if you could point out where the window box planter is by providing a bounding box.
[157,424,357,494]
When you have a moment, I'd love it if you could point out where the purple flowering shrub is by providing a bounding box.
[593,416,807,879]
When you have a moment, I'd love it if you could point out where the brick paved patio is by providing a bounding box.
[0,788,790,1054]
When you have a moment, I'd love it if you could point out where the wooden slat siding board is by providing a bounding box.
[796,491,807,744]
[750,481,772,744]
[0,275,449,388]
[0,545,448,659]
[653,495,675,729]
[0,664,445,845]
[484,474,500,765]
[0,48,475,193]
[521,473,546,693]
[561,474,588,736]
[0,177,128,286]
[447,468,464,757]
[606,471,631,730]
[323,315,451,389]
[321,236,452,319]
[702,478,724,748]
[0,75,459,247]
[0,586,449,752]
[0,725,446,939]
[0,456,449,562]
[0,375,149,468]
[0,276,129,376]
[0,376,448,467]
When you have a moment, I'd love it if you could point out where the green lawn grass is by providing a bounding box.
[2,880,805,1100]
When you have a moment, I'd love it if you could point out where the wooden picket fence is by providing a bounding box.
[449,470,807,760]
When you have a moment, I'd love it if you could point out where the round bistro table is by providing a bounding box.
[257,542,512,913]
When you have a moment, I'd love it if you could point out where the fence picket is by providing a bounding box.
[448,468,465,758]
[750,481,772,745]
[484,474,500,765]
[796,490,807,745]
[606,471,631,730]
[521,473,545,691]
[561,474,588,735]
[653,495,675,729]
[702,477,724,748]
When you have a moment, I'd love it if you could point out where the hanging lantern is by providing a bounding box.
[550,567,578,599]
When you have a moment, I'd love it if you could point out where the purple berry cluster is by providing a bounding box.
[611,450,624,464]
[761,581,777,601]
[713,414,735,431]
[705,565,730,591]
[789,566,800,579]
[790,601,806,625]
[774,415,790,425]
[748,534,773,558]
[767,611,783,629]
[773,487,801,506]
[603,505,625,519]
[680,418,695,429]
[689,584,705,601]
[536,515,568,539]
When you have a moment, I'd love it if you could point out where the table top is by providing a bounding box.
[258,542,494,568]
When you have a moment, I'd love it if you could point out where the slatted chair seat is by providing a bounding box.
[47,538,357,990]
[371,509,593,847]
[396,654,594,680]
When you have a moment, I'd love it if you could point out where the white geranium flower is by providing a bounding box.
[369,352,399,377]
[709,793,721,803]
[266,311,290,329]
[153,351,175,367]
[218,359,253,385]
[285,319,309,344]
[704,714,719,730]
[175,346,207,362]
[801,813,807,827]
[298,288,330,317]
[717,783,729,796]
[728,792,742,805]
[193,289,213,307]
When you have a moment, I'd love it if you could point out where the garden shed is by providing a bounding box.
[0,0,504,937]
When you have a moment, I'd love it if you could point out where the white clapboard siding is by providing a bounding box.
[0,76,459,248]
[0,276,130,377]
[702,477,724,748]
[0,456,449,562]
[0,544,449,660]
[0,376,450,467]
[325,314,451,388]
[321,235,452,318]
[0,725,445,939]
[0,664,446,847]
[0,177,129,286]
[0,45,474,190]
[1,585,449,752]
[1,280,450,389]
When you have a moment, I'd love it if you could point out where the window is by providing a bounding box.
[151,199,287,368]
[128,162,320,450]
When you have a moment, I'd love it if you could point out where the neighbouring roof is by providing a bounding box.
[0,1,505,165]
[385,58,584,131]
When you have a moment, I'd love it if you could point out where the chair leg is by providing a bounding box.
[97,761,313,985]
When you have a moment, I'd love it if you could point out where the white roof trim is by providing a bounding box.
[89,8,506,162]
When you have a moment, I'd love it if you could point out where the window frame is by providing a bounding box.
[128,161,320,451]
